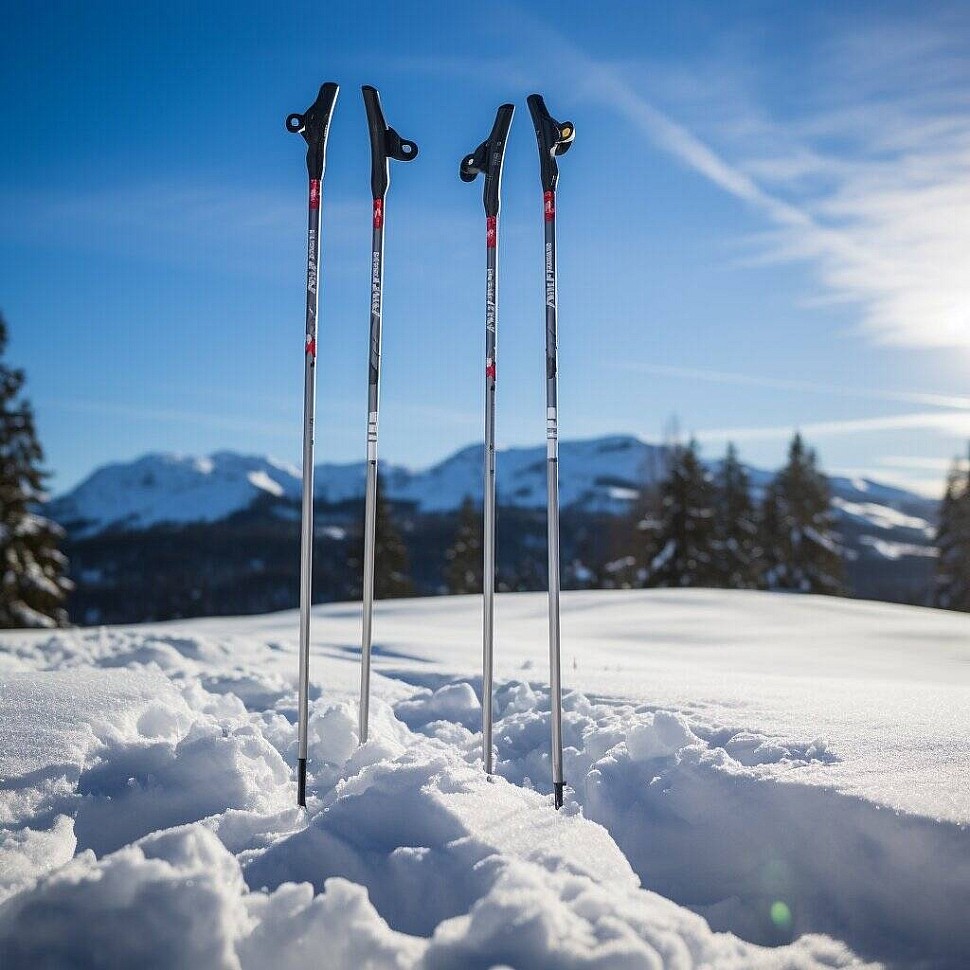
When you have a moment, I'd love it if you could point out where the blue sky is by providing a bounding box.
[3,1,970,497]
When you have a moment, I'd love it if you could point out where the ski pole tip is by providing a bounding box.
[297,757,307,807]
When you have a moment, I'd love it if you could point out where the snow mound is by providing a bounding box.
[0,710,872,970]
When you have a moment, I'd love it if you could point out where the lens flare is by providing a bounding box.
[770,900,792,929]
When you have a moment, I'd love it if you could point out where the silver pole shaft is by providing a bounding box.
[544,199,564,809]
[483,217,498,774]
[297,178,322,807]
[360,211,385,743]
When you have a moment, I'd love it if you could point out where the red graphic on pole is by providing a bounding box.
[486,358,496,380]
[373,199,384,229]
[486,215,497,248]
[305,337,316,359]
[544,191,555,221]
[309,180,321,210]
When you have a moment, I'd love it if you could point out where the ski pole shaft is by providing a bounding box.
[544,198,564,809]
[360,209,383,742]
[287,82,339,807]
[461,103,514,776]
[527,94,574,809]
[483,215,498,774]
[359,86,417,743]
[297,181,319,808]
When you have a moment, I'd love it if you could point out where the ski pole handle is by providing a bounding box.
[526,94,574,193]
[286,82,340,180]
[459,103,514,218]
[362,85,418,200]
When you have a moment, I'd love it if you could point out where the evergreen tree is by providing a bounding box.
[0,314,71,627]
[712,443,759,588]
[933,448,970,610]
[443,495,482,594]
[758,484,785,591]
[760,433,843,595]
[601,449,664,589]
[372,479,413,599]
[642,438,717,588]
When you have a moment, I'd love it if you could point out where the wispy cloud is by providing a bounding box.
[695,410,970,445]
[619,362,970,411]
[877,455,963,472]
[688,19,970,350]
[46,397,301,439]
[519,10,970,351]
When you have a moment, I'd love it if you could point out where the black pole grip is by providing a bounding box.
[286,82,340,180]
[362,85,418,200]
[527,94,574,193]
[459,103,514,218]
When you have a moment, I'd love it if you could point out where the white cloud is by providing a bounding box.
[618,362,970,411]
[695,410,970,445]
[544,12,970,351]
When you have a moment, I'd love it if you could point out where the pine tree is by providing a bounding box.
[933,448,970,610]
[712,443,759,588]
[0,314,72,627]
[444,495,482,594]
[642,438,717,588]
[372,479,413,599]
[761,433,843,595]
[758,484,785,590]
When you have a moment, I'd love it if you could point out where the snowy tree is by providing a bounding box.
[933,449,970,611]
[712,443,759,588]
[444,495,482,594]
[758,484,785,591]
[642,438,717,588]
[0,314,71,627]
[760,433,843,595]
[372,480,413,599]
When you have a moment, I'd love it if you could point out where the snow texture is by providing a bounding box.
[1,589,967,969]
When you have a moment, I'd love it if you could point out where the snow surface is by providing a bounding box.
[1,589,967,968]
[831,498,932,534]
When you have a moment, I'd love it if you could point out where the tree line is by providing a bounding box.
[442,433,846,597]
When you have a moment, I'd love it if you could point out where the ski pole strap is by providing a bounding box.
[286,82,339,179]
[460,103,514,218]
[362,85,418,200]
[527,94,574,193]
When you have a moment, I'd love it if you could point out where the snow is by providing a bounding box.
[1,589,968,968]
[831,497,932,533]
[859,535,939,560]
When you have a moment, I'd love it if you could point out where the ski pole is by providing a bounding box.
[359,85,418,744]
[460,103,514,777]
[527,94,574,809]
[286,82,339,808]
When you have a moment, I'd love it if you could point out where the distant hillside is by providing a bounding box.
[47,436,939,624]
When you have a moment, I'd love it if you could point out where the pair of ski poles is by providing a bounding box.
[287,84,574,810]
[286,82,417,807]
[460,99,575,809]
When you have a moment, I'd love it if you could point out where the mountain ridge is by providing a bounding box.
[47,434,938,540]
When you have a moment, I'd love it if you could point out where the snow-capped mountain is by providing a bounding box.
[49,452,304,535]
[48,435,938,542]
